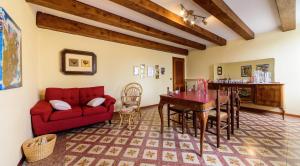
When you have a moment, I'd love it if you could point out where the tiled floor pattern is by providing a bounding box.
[30,107,300,166]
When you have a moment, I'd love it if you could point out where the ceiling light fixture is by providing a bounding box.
[180,4,207,26]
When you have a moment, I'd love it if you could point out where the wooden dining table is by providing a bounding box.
[157,90,228,156]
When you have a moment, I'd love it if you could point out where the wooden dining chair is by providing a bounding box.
[207,88,231,148]
[221,87,240,134]
[167,105,194,134]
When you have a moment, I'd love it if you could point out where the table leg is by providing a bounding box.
[281,107,285,120]
[197,111,209,156]
[158,103,164,133]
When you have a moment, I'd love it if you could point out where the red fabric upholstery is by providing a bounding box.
[49,106,82,121]
[45,88,79,106]
[30,86,116,136]
[30,100,53,122]
[82,106,107,116]
[79,86,104,105]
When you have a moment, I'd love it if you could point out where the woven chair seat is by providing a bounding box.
[208,110,228,119]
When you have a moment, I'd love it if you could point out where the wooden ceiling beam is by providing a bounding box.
[36,12,188,55]
[193,0,254,40]
[275,0,296,32]
[109,0,226,46]
[26,0,205,50]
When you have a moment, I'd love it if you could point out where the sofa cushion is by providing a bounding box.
[82,106,107,116]
[79,86,104,105]
[50,106,82,121]
[87,97,105,107]
[49,100,72,110]
[45,88,79,106]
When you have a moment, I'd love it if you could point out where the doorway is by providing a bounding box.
[172,57,185,91]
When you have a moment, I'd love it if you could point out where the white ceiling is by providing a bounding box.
[30,0,300,50]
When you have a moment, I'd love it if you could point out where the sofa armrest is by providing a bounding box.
[30,100,53,122]
[103,95,116,107]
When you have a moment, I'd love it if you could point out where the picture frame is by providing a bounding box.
[133,66,139,76]
[140,64,145,79]
[241,65,252,77]
[256,64,269,72]
[161,67,165,75]
[155,65,159,79]
[147,66,154,77]
[0,8,22,90]
[217,66,222,75]
[61,49,97,75]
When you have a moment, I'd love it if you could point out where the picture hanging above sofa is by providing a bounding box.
[61,49,97,75]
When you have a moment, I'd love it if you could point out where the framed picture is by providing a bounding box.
[161,67,165,75]
[140,64,145,79]
[147,66,154,77]
[133,66,139,76]
[241,65,252,77]
[0,8,22,90]
[217,66,222,75]
[61,49,96,75]
[155,65,159,79]
[256,64,269,72]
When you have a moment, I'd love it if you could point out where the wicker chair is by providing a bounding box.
[121,82,143,119]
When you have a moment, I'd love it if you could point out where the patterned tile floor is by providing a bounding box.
[27,107,300,166]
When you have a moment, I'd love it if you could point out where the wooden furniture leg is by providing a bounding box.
[167,104,170,127]
[281,108,285,120]
[198,111,209,157]
[158,103,164,133]
[193,111,197,137]
[182,113,185,134]
[119,113,123,129]
[230,88,235,135]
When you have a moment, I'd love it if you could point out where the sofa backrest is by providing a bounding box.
[45,88,80,106]
[79,86,104,105]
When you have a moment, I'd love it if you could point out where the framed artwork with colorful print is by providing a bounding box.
[0,8,22,90]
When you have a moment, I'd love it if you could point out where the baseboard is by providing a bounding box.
[241,106,300,118]
[140,104,158,110]
[285,113,300,118]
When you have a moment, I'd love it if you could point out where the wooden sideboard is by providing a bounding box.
[208,83,285,119]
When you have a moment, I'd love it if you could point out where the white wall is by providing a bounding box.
[0,1,39,165]
[37,29,186,108]
[187,27,300,115]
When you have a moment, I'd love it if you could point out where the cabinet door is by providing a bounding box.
[256,85,282,107]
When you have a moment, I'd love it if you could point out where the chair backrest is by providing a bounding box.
[122,82,143,106]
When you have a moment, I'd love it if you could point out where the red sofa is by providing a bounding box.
[30,86,116,136]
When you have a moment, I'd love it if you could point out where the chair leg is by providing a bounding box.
[216,119,220,148]
[236,109,240,129]
[182,113,185,134]
[119,114,123,129]
[167,107,170,127]
[227,117,231,140]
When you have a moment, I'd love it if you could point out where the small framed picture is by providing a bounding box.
[133,66,139,76]
[147,66,154,77]
[217,66,222,75]
[61,49,96,75]
[155,65,159,79]
[161,67,165,75]
[241,65,252,77]
[140,64,145,79]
